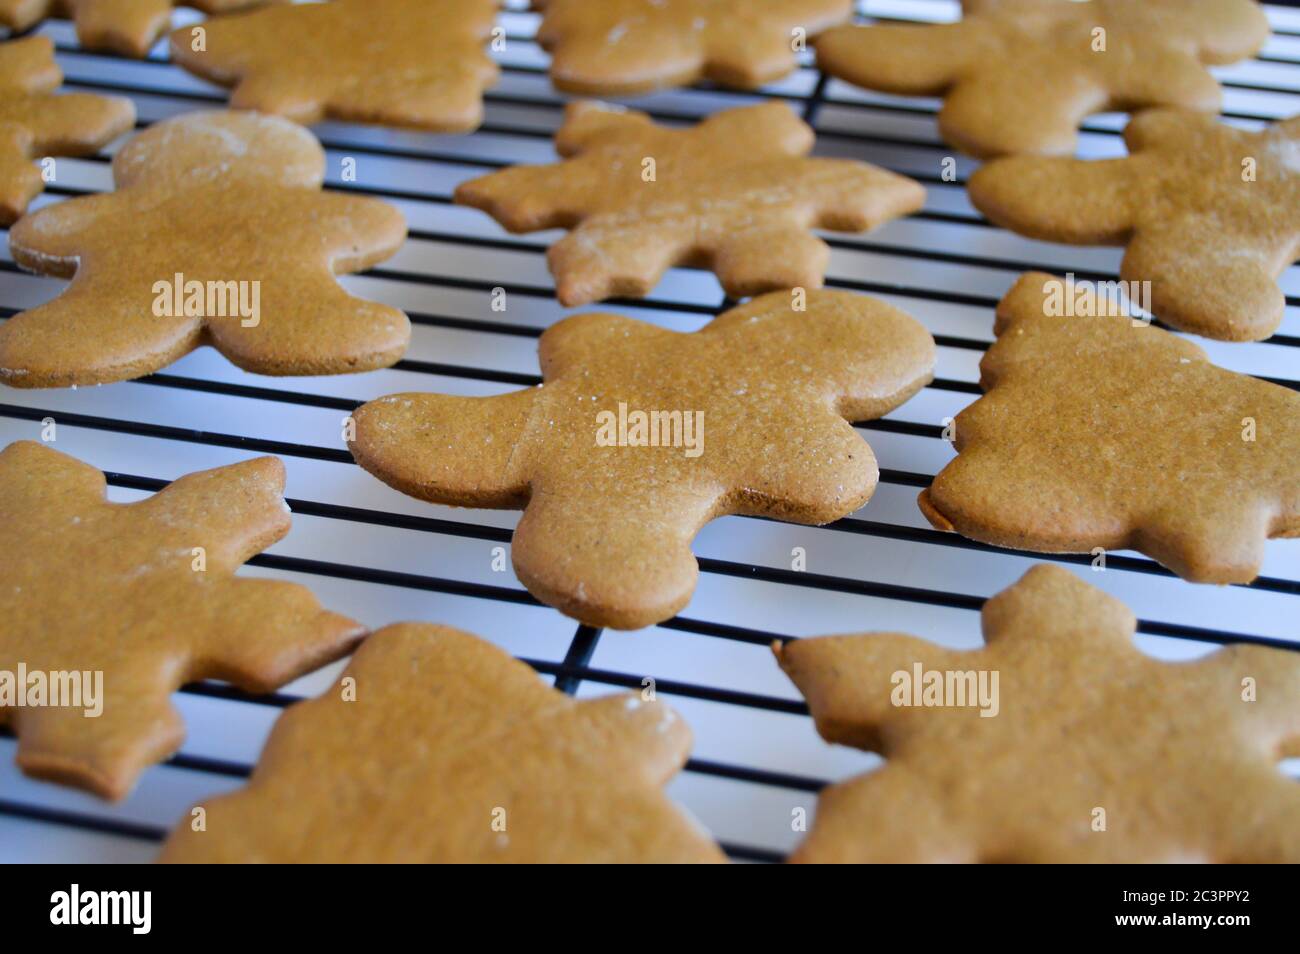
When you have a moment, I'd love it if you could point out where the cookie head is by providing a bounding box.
[112,109,325,190]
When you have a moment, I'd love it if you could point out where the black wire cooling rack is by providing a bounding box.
[1,0,1298,863]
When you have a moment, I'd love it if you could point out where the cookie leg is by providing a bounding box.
[547,223,686,307]
[0,280,203,387]
[11,679,185,801]
[702,24,796,89]
[511,486,717,630]
[74,0,174,58]
[1132,502,1273,585]
[789,766,974,863]
[1123,224,1286,341]
[330,64,496,133]
[544,25,701,95]
[203,285,410,376]
[942,57,1107,158]
[227,70,328,126]
[711,226,829,299]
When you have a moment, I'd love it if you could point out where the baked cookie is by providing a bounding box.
[350,290,935,629]
[0,0,277,58]
[919,272,1300,584]
[776,564,1300,863]
[0,36,134,225]
[969,110,1300,341]
[536,0,851,94]
[816,0,1270,158]
[168,0,499,131]
[455,101,925,306]
[161,623,725,863]
[0,441,364,801]
[5,110,409,387]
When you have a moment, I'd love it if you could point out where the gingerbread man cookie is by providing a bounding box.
[5,110,409,387]
[0,441,365,801]
[0,0,278,58]
[535,0,851,94]
[168,0,499,131]
[816,0,1270,158]
[919,272,1300,584]
[777,564,1300,862]
[969,110,1300,341]
[161,623,725,862]
[455,101,925,306]
[350,290,935,629]
[0,36,134,225]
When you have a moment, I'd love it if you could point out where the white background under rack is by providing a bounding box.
[2,0,1298,863]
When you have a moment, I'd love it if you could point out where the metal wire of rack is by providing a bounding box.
[0,0,1298,863]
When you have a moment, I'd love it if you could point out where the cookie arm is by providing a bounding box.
[1182,0,1271,64]
[310,190,409,274]
[192,576,366,693]
[969,155,1137,244]
[201,193,410,375]
[8,190,116,273]
[1122,221,1287,342]
[775,634,958,751]
[0,93,133,223]
[454,161,605,233]
[350,389,537,508]
[815,21,980,95]
[138,456,292,570]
